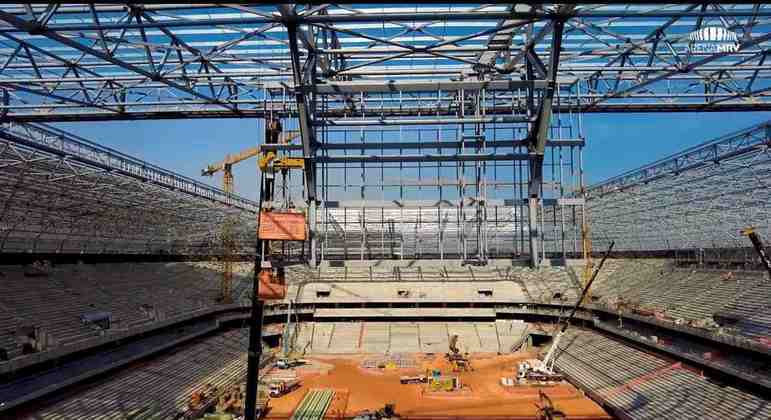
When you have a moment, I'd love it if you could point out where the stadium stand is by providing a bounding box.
[554,328,770,420]
[0,262,253,365]
[297,280,525,303]
[361,322,390,354]
[590,260,771,342]
[3,258,768,370]
[24,329,253,420]
[295,321,529,355]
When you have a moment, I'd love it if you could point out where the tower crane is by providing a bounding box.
[201,131,299,303]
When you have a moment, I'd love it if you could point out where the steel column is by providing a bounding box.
[244,172,267,420]
[527,17,565,267]
[284,17,318,202]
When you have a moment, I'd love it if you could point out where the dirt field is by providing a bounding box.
[264,352,612,419]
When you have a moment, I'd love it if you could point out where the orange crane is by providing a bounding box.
[202,131,299,303]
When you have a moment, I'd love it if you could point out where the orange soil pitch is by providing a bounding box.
[264,353,611,420]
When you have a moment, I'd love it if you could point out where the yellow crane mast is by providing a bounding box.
[580,196,594,304]
[202,131,299,303]
[581,222,593,298]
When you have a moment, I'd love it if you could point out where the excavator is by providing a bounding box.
[445,334,472,372]
[518,241,615,384]
[201,130,300,302]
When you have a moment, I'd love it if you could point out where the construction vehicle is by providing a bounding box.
[276,357,306,369]
[741,227,771,278]
[268,378,301,397]
[518,241,615,384]
[535,390,566,420]
[399,374,428,384]
[185,384,223,419]
[201,130,299,303]
[445,334,472,371]
[353,403,399,420]
[418,368,460,392]
[428,375,461,392]
[517,359,563,383]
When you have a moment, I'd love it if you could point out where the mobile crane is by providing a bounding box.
[518,241,615,383]
[201,130,299,302]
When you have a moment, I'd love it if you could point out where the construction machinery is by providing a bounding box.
[201,131,299,303]
[399,374,428,384]
[418,368,461,392]
[535,390,566,420]
[429,376,460,392]
[518,241,615,384]
[741,227,771,278]
[268,378,301,398]
[445,334,472,371]
[353,404,399,420]
[276,358,306,369]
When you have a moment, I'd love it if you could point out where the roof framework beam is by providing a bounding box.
[0,4,766,120]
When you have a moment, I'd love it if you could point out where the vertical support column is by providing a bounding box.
[283,9,319,268]
[309,203,317,266]
[526,18,564,268]
[1,88,8,119]
[528,197,540,267]
[244,173,266,420]
[285,23,317,202]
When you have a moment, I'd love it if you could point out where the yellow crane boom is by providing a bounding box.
[201,131,300,177]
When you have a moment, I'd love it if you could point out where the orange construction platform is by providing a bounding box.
[263,353,612,420]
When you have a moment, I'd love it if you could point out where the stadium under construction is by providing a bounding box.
[0,3,769,420]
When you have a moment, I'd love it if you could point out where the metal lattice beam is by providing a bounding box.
[0,4,764,121]
[587,121,771,251]
[0,122,258,255]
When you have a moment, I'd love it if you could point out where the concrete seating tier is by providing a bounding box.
[296,280,526,303]
[27,329,251,420]
[0,262,253,364]
[297,321,530,355]
[361,322,390,354]
[512,266,579,304]
[496,320,529,352]
[311,260,519,284]
[590,259,771,341]
[390,323,421,353]
[554,328,770,420]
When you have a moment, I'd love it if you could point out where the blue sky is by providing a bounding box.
[53,112,770,200]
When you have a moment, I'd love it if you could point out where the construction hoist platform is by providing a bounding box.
[255,135,308,301]
[201,129,302,303]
